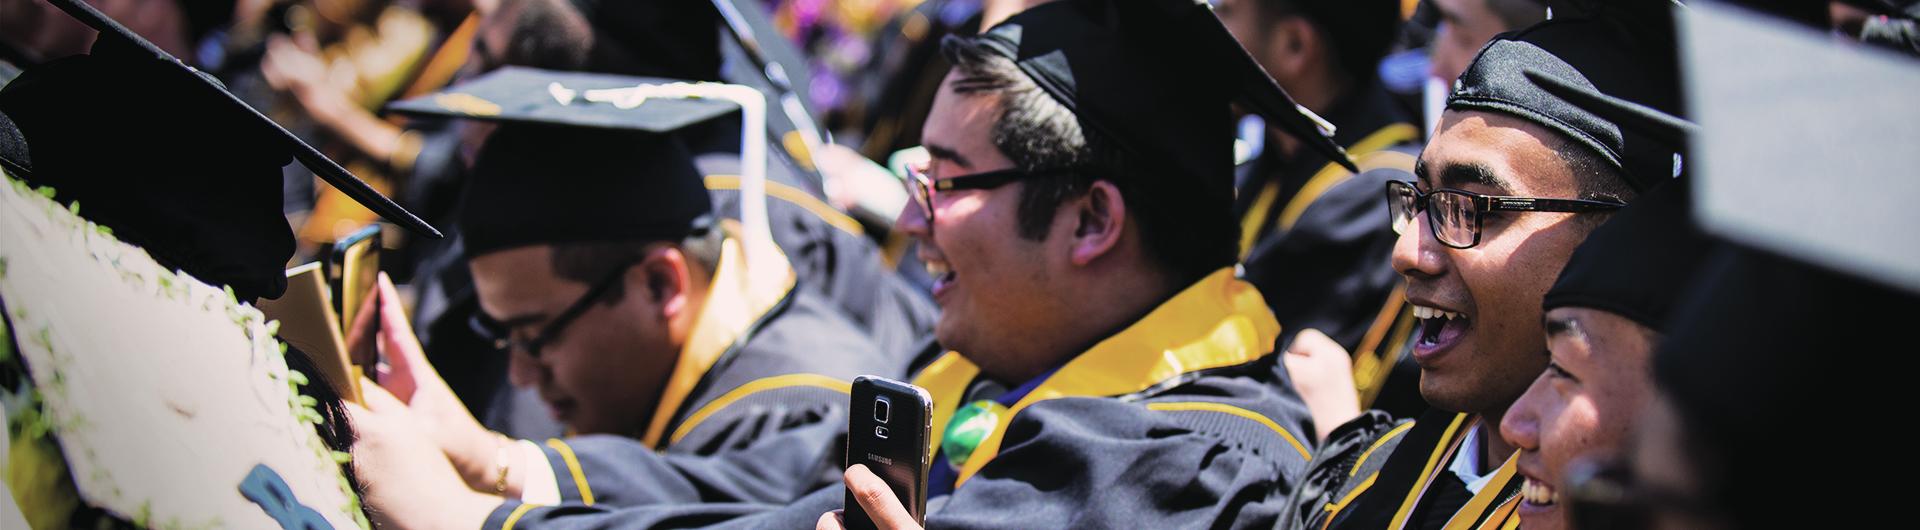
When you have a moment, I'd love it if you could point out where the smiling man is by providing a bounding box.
[1500,183,1709,528]
[809,2,1357,527]
[372,0,1352,528]
[1278,11,1687,530]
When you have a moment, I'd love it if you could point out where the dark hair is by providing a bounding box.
[548,222,724,303]
[286,345,372,523]
[1553,140,1636,204]
[940,36,1230,284]
[1247,0,1401,84]
[490,0,594,71]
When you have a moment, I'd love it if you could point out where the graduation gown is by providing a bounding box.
[1286,409,1522,530]
[696,152,938,359]
[429,153,936,442]
[482,268,1320,529]
[485,231,901,521]
[1234,84,1426,418]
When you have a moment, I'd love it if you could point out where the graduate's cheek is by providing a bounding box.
[548,307,673,435]
[1557,310,1659,507]
[1505,374,1564,528]
[926,191,1012,353]
[1538,390,1593,527]
[1457,213,1583,410]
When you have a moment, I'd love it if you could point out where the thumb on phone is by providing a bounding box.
[845,464,922,530]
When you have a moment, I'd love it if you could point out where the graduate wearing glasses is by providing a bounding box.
[341,68,903,528]
[1279,7,1691,529]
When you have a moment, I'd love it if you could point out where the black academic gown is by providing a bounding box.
[696,152,938,359]
[1233,82,1426,419]
[423,149,937,442]
[1280,408,1522,530]
[481,268,1320,530]
[477,235,902,525]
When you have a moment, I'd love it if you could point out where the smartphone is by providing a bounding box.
[325,224,381,373]
[326,225,381,327]
[844,375,933,530]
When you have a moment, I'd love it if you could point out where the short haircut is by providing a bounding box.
[941,36,1236,284]
[548,223,724,303]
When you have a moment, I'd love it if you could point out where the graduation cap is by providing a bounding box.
[387,67,777,262]
[29,0,438,238]
[0,0,438,301]
[1682,1,1920,294]
[958,0,1352,274]
[1542,181,1711,332]
[386,67,739,133]
[1447,14,1685,193]
[1524,68,1697,151]
[974,0,1354,182]
[1650,242,1914,528]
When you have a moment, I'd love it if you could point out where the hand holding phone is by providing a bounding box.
[833,464,926,530]
[843,376,932,530]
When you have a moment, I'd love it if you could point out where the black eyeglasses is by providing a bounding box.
[469,260,639,359]
[1385,180,1625,249]
[901,163,1070,225]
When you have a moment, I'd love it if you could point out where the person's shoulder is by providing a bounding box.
[1273,411,1413,530]
[1031,363,1317,464]
[747,290,889,367]
[1325,411,1416,483]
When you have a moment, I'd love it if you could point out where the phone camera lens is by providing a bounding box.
[874,397,891,423]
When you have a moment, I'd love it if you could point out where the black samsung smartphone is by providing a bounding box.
[844,375,933,530]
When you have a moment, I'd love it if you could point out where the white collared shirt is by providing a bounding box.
[1448,424,1496,494]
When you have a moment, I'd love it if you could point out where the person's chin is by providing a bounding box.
[1416,362,1479,412]
[933,311,975,352]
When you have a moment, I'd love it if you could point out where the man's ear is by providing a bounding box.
[1265,16,1320,80]
[634,245,693,321]
[1069,180,1128,266]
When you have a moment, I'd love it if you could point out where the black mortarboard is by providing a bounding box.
[387,67,739,132]
[1448,15,1685,193]
[1525,68,1697,151]
[972,0,1356,187]
[387,67,739,258]
[1683,0,1920,294]
[1542,182,1710,331]
[0,0,438,301]
[1652,244,1915,528]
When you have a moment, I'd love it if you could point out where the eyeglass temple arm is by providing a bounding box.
[1486,196,1624,213]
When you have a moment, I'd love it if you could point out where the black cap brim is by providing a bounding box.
[1195,2,1357,172]
[1525,68,1696,148]
[45,0,441,239]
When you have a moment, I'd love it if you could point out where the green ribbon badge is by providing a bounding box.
[942,400,1007,469]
